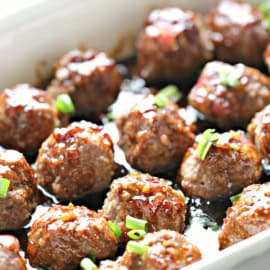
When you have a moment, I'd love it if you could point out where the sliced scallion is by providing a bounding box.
[0,178,10,198]
[126,241,149,255]
[230,193,242,203]
[108,221,121,238]
[229,143,240,151]
[127,229,146,240]
[56,93,75,115]
[259,2,270,32]
[80,257,97,270]
[218,70,240,88]
[154,85,182,108]
[126,216,148,231]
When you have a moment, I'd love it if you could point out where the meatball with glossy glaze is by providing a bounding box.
[0,150,37,230]
[137,7,212,84]
[0,84,60,153]
[100,230,201,270]
[207,0,269,67]
[101,172,187,242]
[48,49,122,118]
[219,182,270,249]
[264,43,270,72]
[35,121,114,200]
[177,130,262,200]
[188,61,270,128]
[116,94,195,173]
[27,204,117,270]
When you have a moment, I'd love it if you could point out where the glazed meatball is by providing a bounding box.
[0,84,60,153]
[100,230,201,270]
[188,61,270,128]
[35,121,114,200]
[101,172,187,242]
[207,0,269,67]
[47,49,122,118]
[27,204,117,270]
[137,8,212,84]
[219,182,270,249]
[264,43,270,71]
[248,104,270,169]
[116,94,195,173]
[0,150,37,230]
[177,130,262,200]
[0,235,26,270]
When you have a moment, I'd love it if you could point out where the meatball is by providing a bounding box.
[188,61,270,128]
[137,8,212,85]
[0,84,60,153]
[27,204,117,270]
[116,94,195,173]
[264,43,270,71]
[101,172,187,242]
[100,230,201,270]
[206,0,269,67]
[177,130,262,200]
[0,235,26,270]
[219,182,270,249]
[0,150,37,230]
[35,120,114,200]
[47,49,122,118]
[248,104,270,169]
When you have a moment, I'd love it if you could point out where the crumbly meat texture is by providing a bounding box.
[219,182,270,249]
[101,172,187,242]
[27,204,117,270]
[35,120,114,200]
[188,61,270,128]
[177,131,262,200]
[117,95,195,173]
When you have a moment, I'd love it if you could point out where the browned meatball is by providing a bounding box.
[188,61,270,128]
[116,94,195,173]
[137,7,212,84]
[47,49,122,117]
[100,230,201,270]
[0,84,60,153]
[219,182,270,249]
[35,121,114,200]
[177,130,262,200]
[0,235,26,270]
[207,0,269,67]
[101,172,187,242]
[0,150,37,230]
[264,43,270,71]
[27,204,117,270]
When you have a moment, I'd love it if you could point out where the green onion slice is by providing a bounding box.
[55,93,75,115]
[229,143,240,151]
[196,129,219,160]
[0,178,10,198]
[218,70,240,88]
[127,229,146,240]
[210,223,220,232]
[154,85,182,108]
[126,241,149,255]
[126,216,148,231]
[108,221,121,238]
[80,257,97,270]
[259,2,270,32]
[230,193,242,203]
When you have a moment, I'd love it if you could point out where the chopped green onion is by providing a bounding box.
[218,70,240,88]
[230,143,240,151]
[80,257,97,270]
[126,241,149,255]
[108,221,121,238]
[106,112,115,122]
[0,178,10,198]
[127,229,146,240]
[230,193,242,203]
[126,216,148,231]
[88,254,96,263]
[154,85,182,108]
[56,94,75,115]
[259,2,270,32]
[196,129,219,160]
[210,223,220,232]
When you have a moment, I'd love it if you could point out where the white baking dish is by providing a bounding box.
[0,0,268,269]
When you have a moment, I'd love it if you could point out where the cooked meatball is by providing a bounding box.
[101,172,187,242]
[100,230,201,270]
[264,43,270,71]
[0,235,26,270]
[0,150,37,230]
[188,61,270,128]
[177,130,262,200]
[248,104,270,169]
[47,49,122,118]
[116,94,195,173]
[207,0,269,67]
[0,84,60,153]
[35,120,114,200]
[27,204,117,270]
[219,182,270,249]
[137,7,212,84]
